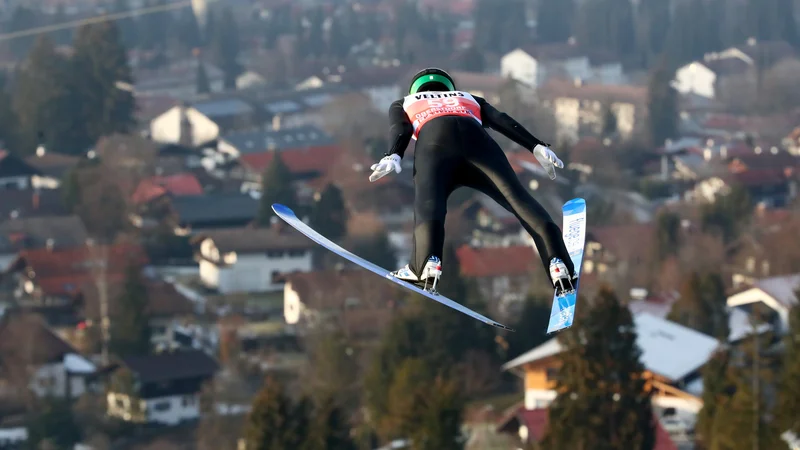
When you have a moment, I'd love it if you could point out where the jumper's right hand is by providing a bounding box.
[533,144,564,180]
[369,154,402,182]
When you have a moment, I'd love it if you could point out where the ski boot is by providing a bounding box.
[550,257,576,296]
[390,256,443,293]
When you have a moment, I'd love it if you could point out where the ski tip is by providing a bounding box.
[272,203,294,217]
[563,198,586,214]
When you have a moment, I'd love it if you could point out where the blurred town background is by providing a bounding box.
[0,0,799,449]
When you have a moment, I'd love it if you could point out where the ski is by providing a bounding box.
[272,204,515,331]
[546,198,587,334]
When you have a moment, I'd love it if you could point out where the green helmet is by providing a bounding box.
[408,67,456,95]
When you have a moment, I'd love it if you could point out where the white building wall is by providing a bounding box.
[675,62,717,99]
[145,394,201,425]
[29,361,89,399]
[217,253,312,293]
[501,50,539,87]
[107,392,201,426]
[149,106,220,146]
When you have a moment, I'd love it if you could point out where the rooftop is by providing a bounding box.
[222,126,334,154]
[120,349,219,383]
[503,313,721,382]
[193,226,315,253]
[171,193,259,226]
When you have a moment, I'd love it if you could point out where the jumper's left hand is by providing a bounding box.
[533,144,564,180]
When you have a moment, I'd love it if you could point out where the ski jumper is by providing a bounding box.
[387,90,575,281]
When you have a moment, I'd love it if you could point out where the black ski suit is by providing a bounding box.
[387,90,574,282]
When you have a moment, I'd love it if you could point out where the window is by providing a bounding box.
[153,401,171,412]
[546,367,559,381]
[182,395,196,407]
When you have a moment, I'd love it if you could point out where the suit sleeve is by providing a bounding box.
[387,99,414,159]
[474,95,549,150]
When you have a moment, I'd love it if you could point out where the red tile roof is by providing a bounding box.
[457,245,538,278]
[132,173,204,204]
[13,244,148,296]
[239,145,344,175]
[730,168,790,186]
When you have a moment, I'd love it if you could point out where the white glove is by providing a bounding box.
[533,144,564,180]
[369,154,402,182]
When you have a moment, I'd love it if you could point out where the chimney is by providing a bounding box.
[178,104,193,147]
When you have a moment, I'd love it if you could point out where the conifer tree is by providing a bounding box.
[210,7,241,90]
[668,272,729,339]
[71,21,136,142]
[309,184,348,243]
[244,377,308,450]
[711,379,780,449]
[196,60,211,94]
[696,351,735,449]
[256,154,296,225]
[542,286,656,450]
[109,263,151,357]
[655,211,681,261]
[776,302,800,435]
[304,395,356,450]
[350,229,397,270]
[506,295,552,360]
[13,35,88,154]
[646,61,679,147]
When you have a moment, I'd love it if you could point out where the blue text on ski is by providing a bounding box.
[547,198,587,334]
[272,204,515,331]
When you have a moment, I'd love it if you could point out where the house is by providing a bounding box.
[724,208,800,287]
[727,273,799,334]
[190,96,258,132]
[150,104,221,148]
[193,225,314,294]
[496,406,679,449]
[537,78,647,143]
[500,41,626,89]
[0,312,96,400]
[628,291,772,343]
[299,66,406,112]
[223,129,344,197]
[133,58,225,100]
[456,244,538,316]
[674,39,796,99]
[447,194,529,248]
[169,193,260,231]
[106,349,219,426]
[244,85,348,130]
[0,215,89,270]
[0,151,59,191]
[131,173,204,205]
[4,243,148,328]
[24,146,81,181]
[502,313,721,433]
[283,269,402,339]
[0,189,70,220]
